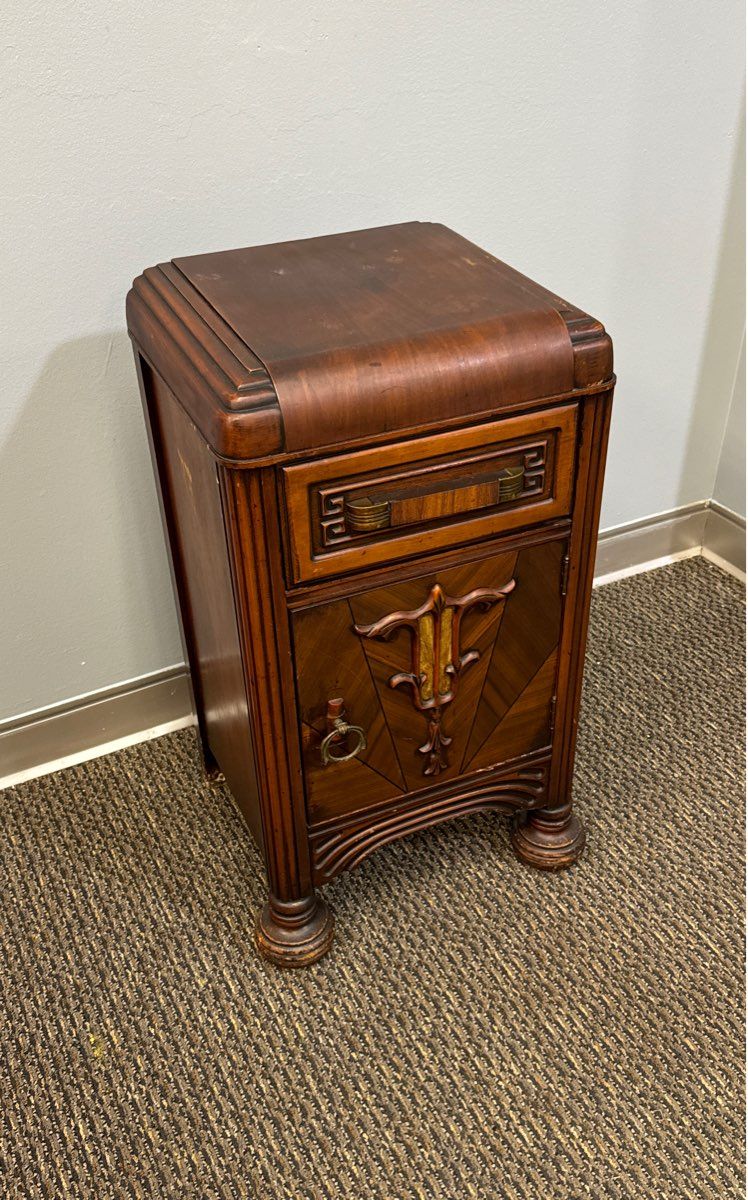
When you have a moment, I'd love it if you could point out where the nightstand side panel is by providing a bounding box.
[137,358,264,848]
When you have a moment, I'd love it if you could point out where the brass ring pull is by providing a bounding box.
[320,718,367,766]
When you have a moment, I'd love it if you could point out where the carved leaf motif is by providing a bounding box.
[354,578,516,775]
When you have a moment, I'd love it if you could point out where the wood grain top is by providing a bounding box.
[127,222,613,461]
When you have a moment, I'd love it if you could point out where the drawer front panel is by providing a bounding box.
[293,534,567,827]
[282,404,577,583]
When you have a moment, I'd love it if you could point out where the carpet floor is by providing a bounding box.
[1,557,744,1199]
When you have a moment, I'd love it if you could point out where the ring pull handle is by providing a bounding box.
[319,700,367,767]
[320,717,367,766]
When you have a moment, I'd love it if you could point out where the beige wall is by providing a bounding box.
[1,2,745,722]
[714,334,746,518]
[679,97,746,524]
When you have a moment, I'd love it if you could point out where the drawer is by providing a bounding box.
[292,533,567,829]
[282,404,577,583]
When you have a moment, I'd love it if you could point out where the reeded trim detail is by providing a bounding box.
[309,754,550,883]
[126,264,283,459]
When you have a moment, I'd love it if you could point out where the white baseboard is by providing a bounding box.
[595,500,707,578]
[703,501,746,576]
[593,546,703,588]
[595,499,745,584]
[1,500,743,791]
[0,667,195,790]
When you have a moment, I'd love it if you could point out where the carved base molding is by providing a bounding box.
[309,751,551,883]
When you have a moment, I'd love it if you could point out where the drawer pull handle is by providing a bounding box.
[343,465,525,535]
[320,718,367,766]
[345,495,391,532]
[497,464,525,501]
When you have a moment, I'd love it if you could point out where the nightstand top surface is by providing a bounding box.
[129,222,612,459]
[176,222,561,363]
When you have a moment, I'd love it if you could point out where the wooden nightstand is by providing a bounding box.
[127,222,614,967]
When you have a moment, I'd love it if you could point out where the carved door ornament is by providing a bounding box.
[355,579,516,775]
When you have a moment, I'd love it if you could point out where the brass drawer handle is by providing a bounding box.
[497,464,525,501]
[343,465,525,535]
[345,495,391,532]
[320,717,367,766]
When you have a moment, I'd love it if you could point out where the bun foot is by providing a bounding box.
[255,893,334,968]
[511,809,586,871]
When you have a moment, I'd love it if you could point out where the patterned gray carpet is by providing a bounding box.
[1,557,744,1199]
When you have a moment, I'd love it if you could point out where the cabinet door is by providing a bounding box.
[293,535,566,825]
